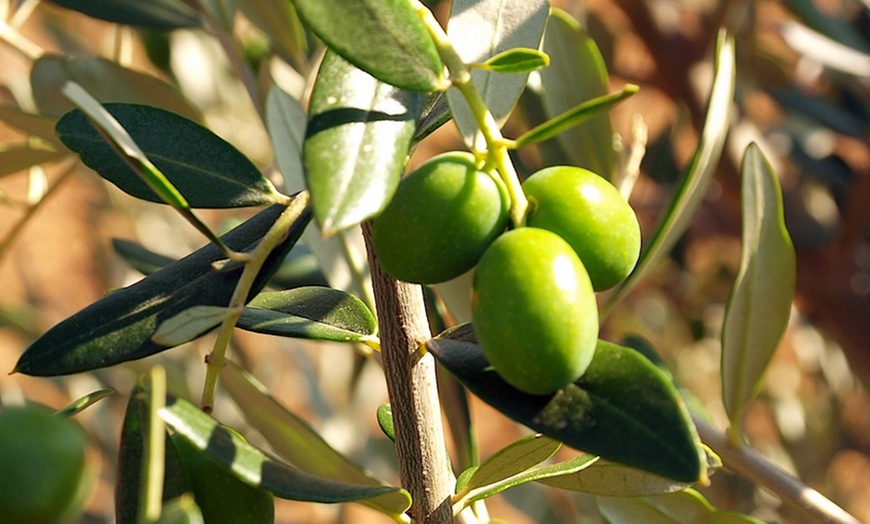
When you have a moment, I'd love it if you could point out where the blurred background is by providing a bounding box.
[1,0,869,522]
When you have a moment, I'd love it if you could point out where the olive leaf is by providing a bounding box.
[476,48,550,74]
[292,0,443,92]
[45,0,201,29]
[597,488,766,524]
[427,325,705,483]
[14,203,309,376]
[539,460,691,497]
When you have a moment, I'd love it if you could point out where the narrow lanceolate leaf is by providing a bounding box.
[220,364,411,517]
[236,287,377,344]
[456,454,598,510]
[14,203,309,376]
[427,325,705,483]
[465,434,561,493]
[305,51,424,234]
[539,9,614,177]
[513,85,639,148]
[538,460,691,497]
[478,48,550,74]
[721,144,796,435]
[266,85,307,195]
[292,0,443,92]
[597,488,766,524]
[237,0,307,66]
[56,388,115,418]
[447,0,549,145]
[160,394,410,504]
[57,103,281,208]
[45,0,200,29]
[606,33,735,311]
[31,55,200,119]
[0,106,64,146]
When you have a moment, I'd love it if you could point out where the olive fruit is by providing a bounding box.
[371,151,509,284]
[523,166,641,291]
[0,404,90,524]
[472,227,599,395]
[171,433,274,524]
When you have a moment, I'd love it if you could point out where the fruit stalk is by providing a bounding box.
[363,222,456,523]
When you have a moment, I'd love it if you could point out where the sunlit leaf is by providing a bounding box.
[446,0,549,146]
[465,434,561,493]
[513,85,638,148]
[427,325,704,483]
[14,204,309,376]
[721,144,796,437]
[606,32,735,311]
[152,306,233,347]
[292,0,443,92]
[220,364,411,517]
[31,55,200,119]
[376,403,395,442]
[56,388,115,418]
[159,394,410,505]
[45,0,200,29]
[539,460,690,497]
[57,103,282,208]
[597,488,766,524]
[266,85,307,195]
[304,51,424,234]
[237,287,377,344]
[477,48,549,74]
[155,495,204,524]
[539,9,614,176]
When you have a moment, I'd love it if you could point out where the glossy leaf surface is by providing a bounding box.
[305,51,424,234]
[46,0,200,29]
[292,0,443,92]
[607,33,735,310]
[14,204,309,376]
[447,0,549,145]
[721,144,795,429]
[220,364,411,517]
[31,55,199,119]
[427,325,704,483]
[57,103,281,208]
[237,287,377,344]
[159,394,409,504]
[539,9,614,176]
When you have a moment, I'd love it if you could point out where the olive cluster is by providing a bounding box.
[372,152,641,395]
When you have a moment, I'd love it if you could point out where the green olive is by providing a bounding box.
[472,227,599,395]
[171,433,274,524]
[371,151,509,284]
[523,166,641,291]
[0,404,90,524]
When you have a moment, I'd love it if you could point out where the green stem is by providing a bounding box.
[413,1,528,227]
[200,191,310,412]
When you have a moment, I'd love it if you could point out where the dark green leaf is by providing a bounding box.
[220,364,411,517]
[0,145,67,177]
[446,0,549,144]
[112,238,177,275]
[721,144,795,433]
[478,48,550,74]
[513,85,638,148]
[304,51,424,234]
[237,287,377,344]
[45,0,200,29]
[427,325,705,483]
[376,403,395,442]
[31,55,200,119]
[159,395,411,504]
[116,377,187,524]
[14,203,310,376]
[413,92,451,143]
[292,0,443,92]
[539,9,614,176]
[57,103,281,208]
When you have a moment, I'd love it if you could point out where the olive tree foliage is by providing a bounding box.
[0,0,863,523]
